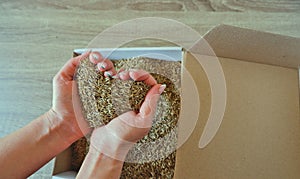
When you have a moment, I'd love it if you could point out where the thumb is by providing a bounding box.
[115,84,166,129]
[138,84,166,122]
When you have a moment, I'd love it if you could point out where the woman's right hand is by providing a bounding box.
[88,52,166,161]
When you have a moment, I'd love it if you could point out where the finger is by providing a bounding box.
[89,51,104,64]
[72,81,92,135]
[110,83,164,129]
[117,68,125,73]
[105,111,150,140]
[112,68,125,78]
[104,69,117,78]
[117,71,130,80]
[112,111,152,133]
[129,69,157,86]
[56,50,91,81]
[114,69,157,85]
[139,84,166,120]
[96,59,115,72]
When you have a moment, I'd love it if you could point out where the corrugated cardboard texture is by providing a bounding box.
[175,53,300,179]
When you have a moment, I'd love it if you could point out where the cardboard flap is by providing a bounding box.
[203,24,300,69]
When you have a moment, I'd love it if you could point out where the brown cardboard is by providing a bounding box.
[201,24,300,69]
[52,148,73,175]
[53,25,300,178]
[175,25,300,179]
[175,54,300,179]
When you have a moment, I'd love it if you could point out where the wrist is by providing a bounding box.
[46,109,83,147]
[77,143,124,179]
[90,126,135,162]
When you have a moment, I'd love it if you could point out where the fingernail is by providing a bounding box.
[104,71,112,78]
[159,84,166,94]
[92,53,99,61]
[98,63,106,69]
[112,75,119,79]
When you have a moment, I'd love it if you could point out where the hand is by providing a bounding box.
[88,52,166,161]
[50,51,122,145]
[50,51,92,145]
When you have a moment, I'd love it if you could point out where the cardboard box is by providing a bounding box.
[53,25,300,178]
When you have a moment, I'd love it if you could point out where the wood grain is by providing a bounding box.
[0,0,299,178]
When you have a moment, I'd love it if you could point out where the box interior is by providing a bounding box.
[53,25,300,179]
[175,25,300,179]
[175,53,300,179]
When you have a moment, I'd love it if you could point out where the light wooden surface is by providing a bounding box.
[0,0,299,178]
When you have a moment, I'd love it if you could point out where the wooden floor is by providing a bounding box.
[0,0,299,178]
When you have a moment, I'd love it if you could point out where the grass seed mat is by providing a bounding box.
[72,56,181,179]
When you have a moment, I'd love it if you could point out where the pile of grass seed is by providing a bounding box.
[72,56,181,179]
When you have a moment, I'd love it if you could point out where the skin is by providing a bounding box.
[0,51,164,178]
